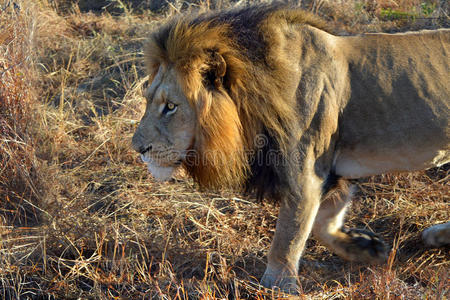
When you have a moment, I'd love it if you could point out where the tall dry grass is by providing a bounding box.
[0,1,41,226]
[0,0,448,298]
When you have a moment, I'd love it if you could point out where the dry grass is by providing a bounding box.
[1,0,449,298]
[0,1,41,226]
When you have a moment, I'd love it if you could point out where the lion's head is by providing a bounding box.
[132,20,250,188]
[132,5,326,191]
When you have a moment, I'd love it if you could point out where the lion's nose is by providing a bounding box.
[132,132,153,154]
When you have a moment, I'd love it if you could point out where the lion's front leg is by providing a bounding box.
[260,173,322,294]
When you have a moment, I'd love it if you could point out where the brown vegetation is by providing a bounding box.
[0,1,41,227]
[1,0,448,298]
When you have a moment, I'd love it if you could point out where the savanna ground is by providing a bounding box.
[0,0,449,298]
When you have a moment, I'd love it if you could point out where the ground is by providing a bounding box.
[0,0,448,298]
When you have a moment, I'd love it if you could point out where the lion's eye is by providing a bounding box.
[162,102,177,115]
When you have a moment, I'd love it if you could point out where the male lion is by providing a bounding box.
[132,4,450,293]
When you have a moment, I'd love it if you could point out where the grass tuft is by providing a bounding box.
[0,0,41,226]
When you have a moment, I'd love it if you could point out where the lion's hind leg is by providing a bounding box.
[313,180,388,264]
[422,222,450,247]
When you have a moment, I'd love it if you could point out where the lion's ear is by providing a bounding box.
[203,51,226,90]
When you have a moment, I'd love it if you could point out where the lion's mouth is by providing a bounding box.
[140,152,182,181]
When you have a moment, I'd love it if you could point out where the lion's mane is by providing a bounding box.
[145,4,329,196]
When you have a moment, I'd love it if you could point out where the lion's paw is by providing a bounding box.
[260,265,299,295]
[332,228,388,264]
[422,222,450,247]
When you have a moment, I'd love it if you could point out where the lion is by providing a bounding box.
[132,3,450,293]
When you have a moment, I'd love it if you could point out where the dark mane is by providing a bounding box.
[205,3,329,61]
[155,3,330,62]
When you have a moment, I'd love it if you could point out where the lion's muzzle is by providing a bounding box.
[139,149,183,181]
[140,153,176,181]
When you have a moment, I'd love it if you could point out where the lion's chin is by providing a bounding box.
[140,154,175,181]
[146,163,175,181]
